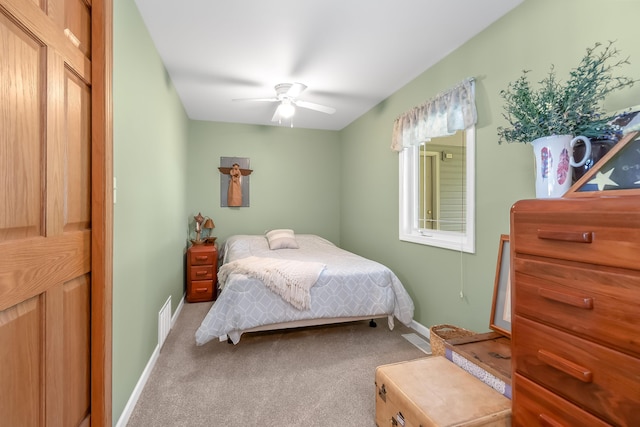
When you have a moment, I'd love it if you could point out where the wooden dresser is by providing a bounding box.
[186,244,218,302]
[511,195,640,426]
[511,131,640,426]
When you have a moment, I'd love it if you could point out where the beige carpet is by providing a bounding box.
[126,301,429,426]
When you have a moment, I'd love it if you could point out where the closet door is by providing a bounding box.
[0,0,108,425]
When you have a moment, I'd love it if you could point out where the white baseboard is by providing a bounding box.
[410,319,431,341]
[115,294,185,427]
[114,344,160,427]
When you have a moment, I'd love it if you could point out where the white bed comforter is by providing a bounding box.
[218,256,326,310]
[195,234,414,345]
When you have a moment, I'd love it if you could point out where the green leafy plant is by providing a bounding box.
[497,41,636,144]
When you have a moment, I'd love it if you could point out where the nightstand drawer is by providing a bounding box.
[513,374,610,427]
[513,316,640,426]
[514,257,640,358]
[187,280,214,302]
[186,244,217,302]
[189,250,215,266]
[190,265,213,281]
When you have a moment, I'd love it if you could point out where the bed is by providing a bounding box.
[195,231,415,345]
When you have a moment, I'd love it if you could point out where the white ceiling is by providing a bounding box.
[134,0,523,131]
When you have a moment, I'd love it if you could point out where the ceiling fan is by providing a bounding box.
[233,82,336,122]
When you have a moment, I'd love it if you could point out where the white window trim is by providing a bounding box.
[399,127,475,253]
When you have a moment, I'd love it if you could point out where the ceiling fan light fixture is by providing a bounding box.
[235,82,334,124]
[278,100,296,119]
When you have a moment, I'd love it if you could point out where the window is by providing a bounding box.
[398,128,475,252]
[392,78,476,253]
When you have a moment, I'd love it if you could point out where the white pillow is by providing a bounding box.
[265,229,299,250]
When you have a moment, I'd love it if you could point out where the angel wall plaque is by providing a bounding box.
[219,157,252,207]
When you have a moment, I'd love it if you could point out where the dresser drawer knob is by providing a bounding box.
[537,349,593,383]
[538,288,594,309]
[537,229,593,243]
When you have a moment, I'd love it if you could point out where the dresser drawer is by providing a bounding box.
[514,258,640,358]
[513,374,610,427]
[513,316,640,426]
[186,280,214,302]
[189,249,215,266]
[511,198,640,270]
[190,265,213,281]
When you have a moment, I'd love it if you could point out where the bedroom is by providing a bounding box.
[111,0,640,424]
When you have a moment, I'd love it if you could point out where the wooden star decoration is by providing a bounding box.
[587,168,619,191]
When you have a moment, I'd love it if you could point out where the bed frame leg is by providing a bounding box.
[369,319,377,328]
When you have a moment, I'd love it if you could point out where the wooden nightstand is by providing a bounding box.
[186,244,218,302]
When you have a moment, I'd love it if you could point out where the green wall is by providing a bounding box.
[339,0,640,330]
[187,121,341,245]
[112,0,640,424]
[113,0,190,422]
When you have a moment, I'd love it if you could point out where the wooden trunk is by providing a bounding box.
[444,332,512,399]
[375,357,511,427]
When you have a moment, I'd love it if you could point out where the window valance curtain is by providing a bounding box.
[391,78,477,152]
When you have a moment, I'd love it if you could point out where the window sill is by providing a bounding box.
[399,231,474,253]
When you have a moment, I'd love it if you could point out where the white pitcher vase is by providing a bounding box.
[530,135,591,198]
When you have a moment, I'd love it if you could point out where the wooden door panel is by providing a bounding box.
[0,296,42,427]
[0,11,44,242]
[64,68,92,232]
[45,282,65,426]
[65,0,91,57]
[63,274,91,426]
[28,0,42,10]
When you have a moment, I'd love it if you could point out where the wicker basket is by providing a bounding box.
[429,324,476,357]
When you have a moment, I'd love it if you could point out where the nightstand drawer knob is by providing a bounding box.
[195,255,208,261]
[195,287,209,293]
[195,270,207,276]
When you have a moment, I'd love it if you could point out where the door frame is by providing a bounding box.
[91,1,113,425]
[419,150,440,230]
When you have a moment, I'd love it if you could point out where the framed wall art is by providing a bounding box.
[490,234,511,338]
[218,156,253,207]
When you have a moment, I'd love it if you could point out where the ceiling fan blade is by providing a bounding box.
[232,97,278,103]
[295,100,336,114]
[286,83,307,98]
[271,105,281,122]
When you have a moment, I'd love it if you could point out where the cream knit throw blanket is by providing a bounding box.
[218,256,326,310]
